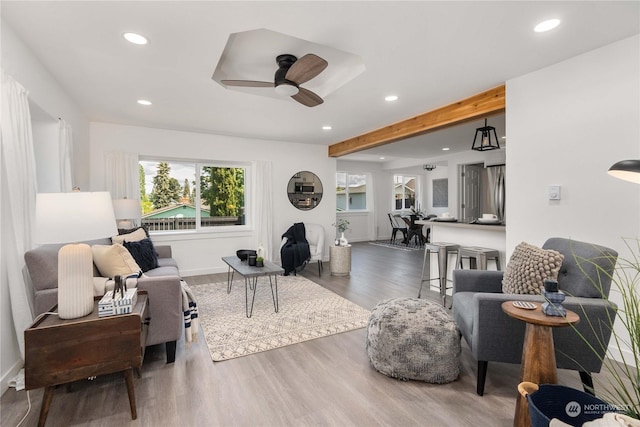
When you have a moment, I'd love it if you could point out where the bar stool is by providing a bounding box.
[419,242,460,306]
[458,246,501,270]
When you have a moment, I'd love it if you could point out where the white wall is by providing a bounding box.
[506,34,640,361]
[1,21,91,393]
[90,123,337,276]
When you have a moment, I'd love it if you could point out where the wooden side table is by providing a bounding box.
[330,245,352,276]
[502,301,580,427]
[25,292,149,427]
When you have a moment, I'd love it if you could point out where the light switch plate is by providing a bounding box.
[549,185,561,200]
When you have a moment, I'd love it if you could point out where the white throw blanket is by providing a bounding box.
[181,280,199,343]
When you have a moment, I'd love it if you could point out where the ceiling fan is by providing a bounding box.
[221,54,328,107]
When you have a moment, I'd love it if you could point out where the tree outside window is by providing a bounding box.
[139,159,247,231]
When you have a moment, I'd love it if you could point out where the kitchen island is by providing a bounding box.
[416,220,506,298]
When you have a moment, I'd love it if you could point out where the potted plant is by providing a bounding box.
[333,219,350,246]
[256,256,264,267]
[571,238,640,419]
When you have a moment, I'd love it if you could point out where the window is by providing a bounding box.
[394,175,416,210]
[336,172,367,211]
[139,159,247,232]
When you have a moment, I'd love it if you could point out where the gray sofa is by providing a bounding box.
[452,237,618,396]
[24,237,183,363]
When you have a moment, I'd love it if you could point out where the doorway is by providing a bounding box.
[459,163,483,222]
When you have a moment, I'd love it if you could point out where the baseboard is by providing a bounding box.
[1,359,23,396]
[180,266,228,277]
[608,343,637,367]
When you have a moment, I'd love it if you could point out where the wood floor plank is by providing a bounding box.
[2,242,594,426]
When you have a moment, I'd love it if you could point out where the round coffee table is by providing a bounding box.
[502,301,580,427]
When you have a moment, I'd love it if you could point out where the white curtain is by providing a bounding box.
[58,118,74,192]
[1,70,38,358]
[104,151,139,199]
[254,161,274,260]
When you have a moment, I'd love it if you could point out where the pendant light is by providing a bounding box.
[472,118,500,151]
[608,159,640,184]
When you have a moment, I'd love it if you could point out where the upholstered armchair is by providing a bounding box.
[280,222,325,275]
[452,237,618,396]
[305,223,326,275]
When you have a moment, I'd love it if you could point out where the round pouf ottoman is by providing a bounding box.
[366,297,461,383]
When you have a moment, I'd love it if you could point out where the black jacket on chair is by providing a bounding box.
[281,222,311,275]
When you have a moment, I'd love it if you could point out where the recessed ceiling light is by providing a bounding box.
[442,147,450,151]
[502,136,507,139]
[385,95,398,102]
[379,157,385,160]
[123,32,149,45]
[137,99,152,106]
[322,125,332,131]
[534,19,560,33]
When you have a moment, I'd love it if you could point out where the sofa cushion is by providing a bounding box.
[143,265,180,277]
[123,238,158,272]
[112,227,148,244]
[502,242,564,295]
[92,244,141,278]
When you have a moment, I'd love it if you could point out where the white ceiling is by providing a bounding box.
[2,1,639,164]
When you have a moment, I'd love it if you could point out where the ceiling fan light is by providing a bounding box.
[275,82,299,97]
[608,159,640,184]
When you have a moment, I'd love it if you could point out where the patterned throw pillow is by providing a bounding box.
[502,242,564,294]
[92,244,141,278]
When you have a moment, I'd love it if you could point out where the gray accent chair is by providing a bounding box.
[452,237,618,396]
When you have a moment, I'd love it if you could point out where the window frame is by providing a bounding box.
[139,156,252,235]
[336,171,368,212]
[393,174,417,211]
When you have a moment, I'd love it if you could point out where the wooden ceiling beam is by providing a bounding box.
[328,84,506,157]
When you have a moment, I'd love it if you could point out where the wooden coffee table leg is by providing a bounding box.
[123,368,137,420]
[37,386,55,427]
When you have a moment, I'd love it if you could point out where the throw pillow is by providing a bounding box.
[112,227,148,244]
[502,242,564,295]
[123,238,158,272]
[92,244,141,278]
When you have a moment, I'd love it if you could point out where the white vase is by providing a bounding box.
[57,243,95,319]
[339,232,348,246]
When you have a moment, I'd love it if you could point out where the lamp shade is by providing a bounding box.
[35,191,118,244]
[608,159,640,184]
[112,198,141,220]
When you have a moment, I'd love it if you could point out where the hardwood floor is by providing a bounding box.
[2,242,589,427]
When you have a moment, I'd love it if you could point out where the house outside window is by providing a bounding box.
[394,175,416,210]
[336,172,367,211]
[139,159,247,232]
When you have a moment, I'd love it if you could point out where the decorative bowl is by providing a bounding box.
[236,249,257,261]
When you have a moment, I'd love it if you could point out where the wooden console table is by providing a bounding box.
[502,301,579,427]
[25,292,149,427]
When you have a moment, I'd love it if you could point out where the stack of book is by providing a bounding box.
[98,289,138,317]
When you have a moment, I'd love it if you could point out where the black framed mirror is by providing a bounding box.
[287,171,323,210]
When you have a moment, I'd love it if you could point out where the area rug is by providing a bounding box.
[190,275,371,361]
[369,240,424,251]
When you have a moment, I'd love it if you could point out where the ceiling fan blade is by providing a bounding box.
[221,80,274,88]
[292,87,324,107]
[285,54,328,85]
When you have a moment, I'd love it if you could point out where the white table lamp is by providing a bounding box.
[112,198,141,229]
[35,192,118,319]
